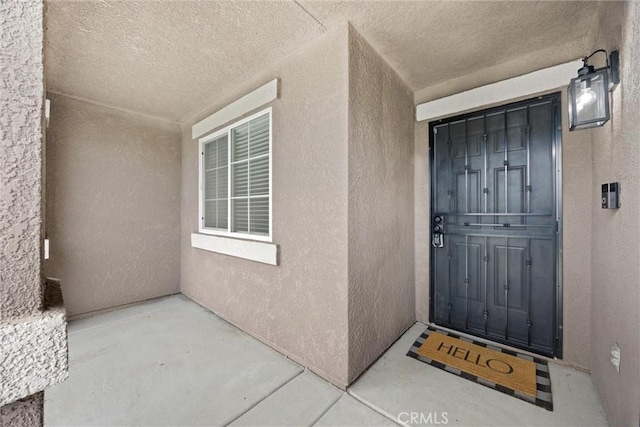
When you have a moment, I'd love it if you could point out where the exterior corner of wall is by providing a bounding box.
[346,27,416,382]
[0,0,45,322]
[1,279,68,407]
[179,26,351,387]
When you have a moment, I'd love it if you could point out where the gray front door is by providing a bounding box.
[429,93,561,357]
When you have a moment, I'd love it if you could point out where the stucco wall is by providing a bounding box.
[1,280,68,407]
[558,91,593,369]
[0,0,43,321]
[414,120,430,324]
[44,94,181,316]
[413,69,594,370]
[0,392,43,427]
[589,2,640,425]
[0,0,51,421]
[347,28,415,382]
[180,27,350,386]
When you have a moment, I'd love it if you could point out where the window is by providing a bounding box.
[199,108,271,241]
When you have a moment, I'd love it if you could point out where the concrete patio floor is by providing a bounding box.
[44,295,609,426]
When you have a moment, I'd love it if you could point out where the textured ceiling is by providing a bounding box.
[45,1,612,123]
[302,1,603,92]
[44,1,324,122]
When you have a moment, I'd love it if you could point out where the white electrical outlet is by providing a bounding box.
[610,343,620,372]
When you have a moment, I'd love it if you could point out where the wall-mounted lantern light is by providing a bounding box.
[568,49,620,131]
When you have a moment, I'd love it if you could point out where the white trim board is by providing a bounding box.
[191,233,278,266]
[415,59,583,122]
[192,79,279,139]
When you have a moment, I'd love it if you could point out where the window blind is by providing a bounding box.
[231,113,270,236]
[201,109,270,239]
[203,134,229,230]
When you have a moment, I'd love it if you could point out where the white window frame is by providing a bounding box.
[198,107,273,242]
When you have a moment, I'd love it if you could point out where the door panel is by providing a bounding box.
[430,94,561,357]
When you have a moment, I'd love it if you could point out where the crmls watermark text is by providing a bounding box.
[398,412,449,425]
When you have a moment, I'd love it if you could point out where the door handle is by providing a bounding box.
[432,216,444,248]
[432,232,443,248]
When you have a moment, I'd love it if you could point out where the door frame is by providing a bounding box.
[427,92,564,358]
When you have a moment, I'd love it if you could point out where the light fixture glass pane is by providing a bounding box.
[574,75,604,122]
[569,69,609,130]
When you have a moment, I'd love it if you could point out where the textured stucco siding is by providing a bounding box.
[414,120,430,324]
[0,280,68,407]
[44,94,182,316]
[589,2,640,425]
[181,26,350,386]
[0,392,43,427]
[347,27,415,382]
[558,91,593,369]
[0,0,43,321]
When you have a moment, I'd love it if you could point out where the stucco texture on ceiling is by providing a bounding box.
[44,0,324,122]
[45,1,611,122]
[301,1,603,93]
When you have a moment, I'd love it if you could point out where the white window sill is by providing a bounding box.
[191,233,278,266]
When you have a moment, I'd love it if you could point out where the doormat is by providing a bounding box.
[407,326,553,411]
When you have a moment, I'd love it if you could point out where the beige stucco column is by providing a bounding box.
[1,1,68,425]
